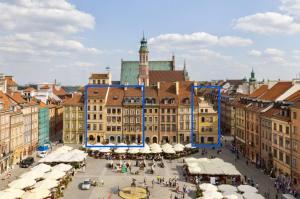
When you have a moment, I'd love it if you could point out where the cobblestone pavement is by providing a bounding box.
[63,156,197,199]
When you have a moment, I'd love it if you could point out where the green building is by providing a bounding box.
[38,106,50,146]
[120,34,188,85]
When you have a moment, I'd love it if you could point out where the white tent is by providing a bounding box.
[34,179,59,189]
[173,143,185,148]
[151,147,162,153]
[199,183,218,191]
[174,145,184,152]
[22,188,51,199]
[162,143,172,150]
[242,192,265,199]
[31,163,52,173]
[52,163,72,172]
[150,143,161,149]
[0,188,24,199]
[202,190,223,199]
[218,184,238,193]
[128,148,140,154]
[237,185,258,193]
[99,148,111,153]
[139,147,151,154]
[163,147,176,154]
[185,143,196,149]
[114,148,127,154]
[20,170,45,180]
[8,178,36,189]
[43,170,66,180]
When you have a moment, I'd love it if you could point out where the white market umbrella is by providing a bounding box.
[202,191,223,199]
[243,192,265,199]
[22,188,51,199]
[150,143,160,149]
[174,143,184,148]
[0,188,24,199]
[188,166,202,174]
[20,170,45,180]
[128,148,140,154]
[34,179,59,189]
[163,147,176,154]
[199,183,218,191]
[218,184,238,193]
[8,178,36,189]
[52,163,72,172]
[162,143,172,149]
[237,185,258,193]
[185,143,196,149]
[31,163,52,173]
[99,148,111,153]
[151,147,162,153]
[222,192,243,199]
[174,145,184,152]
[139,147,151,154]
[43,170,66,180]
[114,148,127,154]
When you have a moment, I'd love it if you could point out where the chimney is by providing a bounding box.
[176,81,179,95]
[193,81,198,94]
[172,54,175,71]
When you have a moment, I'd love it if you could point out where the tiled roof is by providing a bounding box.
[23,87,36,92]
[40,85,50,89]
[0,91,13,111]
[4,76,17,87]
[272,111,291,122]
[124,87,142,97]
[226,79,245,86]
[52,86,67,96]
[7,91,26,104]
[149,70,185,84]
[63,94,83,106]
[158,82,178,105]
[249,85,268,98]
[259,82,293,101]
[261,107,281,118]
[106,87,124,106]
[87,87,108,99]
[286,90,300,102]
[89,73,109,79]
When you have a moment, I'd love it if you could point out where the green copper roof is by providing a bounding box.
[120,61,173,84]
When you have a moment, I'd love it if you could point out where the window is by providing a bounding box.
[99,114,102,120]
[94,106,96,111]
[155,109,158,113]
[293,112,297,119]
[107,108,111,114]
[279,151,283,161]
[286,155,290,165]
[93,114,96,120]
[274,123,277,131]
[273,149,277,158]
[279,125,283,132]
[93,124,97,130]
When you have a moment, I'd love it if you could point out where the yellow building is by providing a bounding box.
[10,111,24,165]
[88,73,112,85]
[197,97,218,144]
[87,88,108,143]
[63,94,84,144]
[271,109,292,178]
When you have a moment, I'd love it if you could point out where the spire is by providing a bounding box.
[139,31,148,53]
[183,59,186,71]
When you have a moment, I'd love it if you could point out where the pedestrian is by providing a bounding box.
[144,177,146,184]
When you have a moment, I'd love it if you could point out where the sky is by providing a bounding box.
[0,0,300,85]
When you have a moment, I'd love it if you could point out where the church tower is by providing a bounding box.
[138,33,149,86]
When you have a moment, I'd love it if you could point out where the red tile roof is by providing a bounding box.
[261,107,281,118]
[23,87,36,92]
[106,87,124,106]
[286,90,300,102]
[259,82,292,101]
[7,92,26,104]
[249,85,268,98]
[52,86,67,96]
[124,87,142,97]
[63,94,83,106]
[0,91,13,111]
[149,70,185,84]
[87,87,108,99]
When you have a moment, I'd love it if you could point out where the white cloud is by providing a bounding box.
[148,32,252,51]
[279,0,300,20]
[248,50,262,56]
[264,48,285,57]
[233,12,300,34]
[0,0,95,34]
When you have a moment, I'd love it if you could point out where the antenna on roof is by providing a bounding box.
[105,66,110,72]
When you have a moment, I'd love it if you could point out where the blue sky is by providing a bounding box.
[0,0,299,85]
